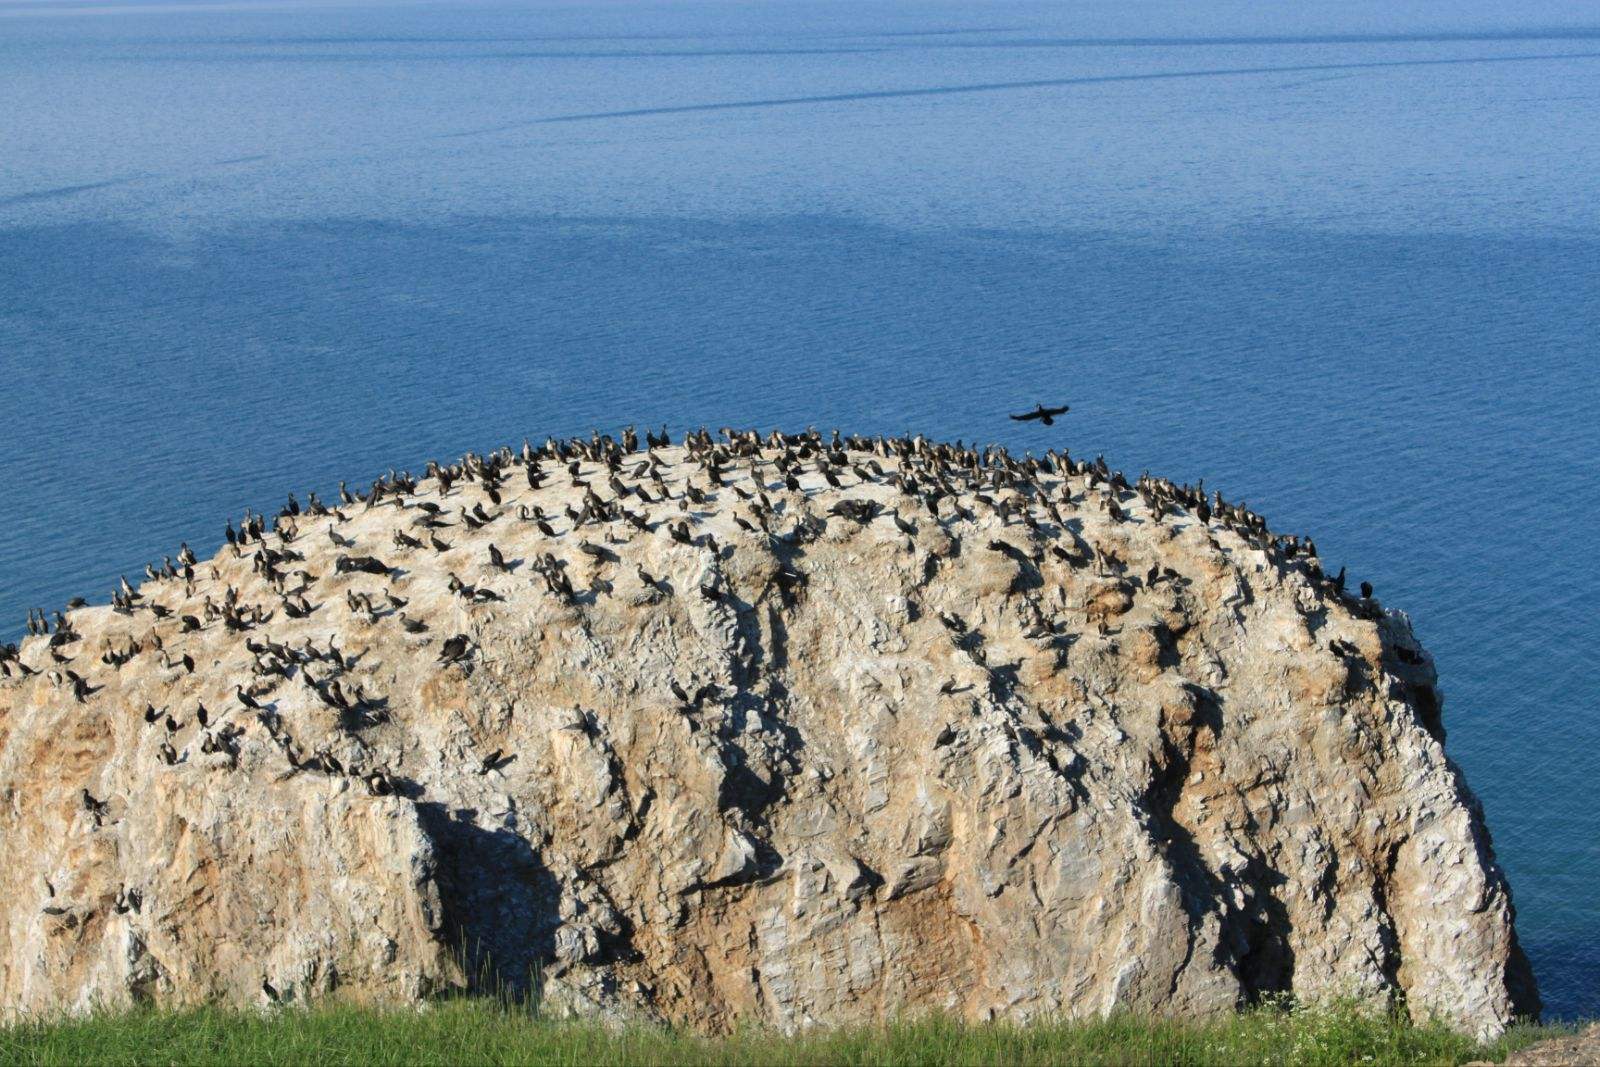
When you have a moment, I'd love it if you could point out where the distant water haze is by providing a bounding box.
[1,0,1597,1020]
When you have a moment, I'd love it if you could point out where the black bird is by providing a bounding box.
[196,702,210,727]
[438,633,471,665]
[113,886,141,915]
[335,555,391,576]
[1009,403,1070,426]
[236,686,261,710]
[82,789,109,825]
[578,541,615,562]
[488,543,508,571]
[1360,580,1374,599]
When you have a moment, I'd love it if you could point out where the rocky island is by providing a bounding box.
[0,428,1538,1037]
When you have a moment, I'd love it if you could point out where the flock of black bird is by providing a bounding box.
[2,414,1398,850]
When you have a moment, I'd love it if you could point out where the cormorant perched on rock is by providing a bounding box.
[81,789,109,826]
[437,634,471,665]
[335,555,391,576]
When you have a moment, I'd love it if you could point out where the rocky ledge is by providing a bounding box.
[0,428,1537,1035]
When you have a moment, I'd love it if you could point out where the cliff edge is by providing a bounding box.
[0,429,1538,1035]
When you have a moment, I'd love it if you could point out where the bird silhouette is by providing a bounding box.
[1009,403,1070,426]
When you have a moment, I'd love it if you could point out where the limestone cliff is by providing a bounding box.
[0,430,1538,1035]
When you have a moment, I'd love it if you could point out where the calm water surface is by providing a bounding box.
[2,0,1597,1019]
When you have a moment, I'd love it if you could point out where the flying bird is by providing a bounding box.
[1009,403,1070,426]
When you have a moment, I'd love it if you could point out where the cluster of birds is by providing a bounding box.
[2,414,1414,886]
[5,417,1387,694]
[2,412,1425,941]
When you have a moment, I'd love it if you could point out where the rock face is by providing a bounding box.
[0,431,1537,1035]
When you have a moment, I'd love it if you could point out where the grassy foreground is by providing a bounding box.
[0,998,1560,1067]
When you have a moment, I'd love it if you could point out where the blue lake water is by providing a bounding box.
[2,0,1597,1020]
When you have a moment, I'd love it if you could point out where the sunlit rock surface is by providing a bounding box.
[0,432,1538,1035]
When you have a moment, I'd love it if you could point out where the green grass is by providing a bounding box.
[0,997,1564,1067]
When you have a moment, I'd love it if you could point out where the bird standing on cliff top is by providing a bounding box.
[1009,404,1070,426]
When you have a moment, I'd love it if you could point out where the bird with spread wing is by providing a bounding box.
[1009,403,1070,426]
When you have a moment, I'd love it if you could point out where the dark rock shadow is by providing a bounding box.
[416,802,561,1003]
[1146,683,1298,1004]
